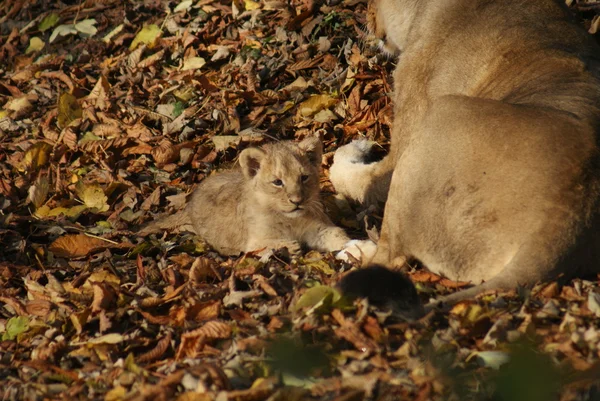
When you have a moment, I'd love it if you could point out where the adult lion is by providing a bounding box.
[331,0,600,305]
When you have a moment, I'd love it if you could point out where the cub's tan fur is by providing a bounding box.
[141,138,361,259]
[331,0,600,304]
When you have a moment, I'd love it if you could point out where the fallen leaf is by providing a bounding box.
[292,285,341,313]
[130,24,162,50]
[76,182,109,212]
[57,92,82,129]
[297,94,337,118]
[87,333,124,345]
[212,135,240,151]
[74,19,97,36]
[588,291,600,317]
[49,234,110,258]
[26,174,49,209]
[50,24,77,43]
[182,56,206,71]
[39,13,60,32]
[25,37,45,54]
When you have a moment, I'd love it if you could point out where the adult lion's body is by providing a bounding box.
[331,0,600,303]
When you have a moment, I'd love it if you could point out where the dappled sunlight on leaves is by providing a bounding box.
[0,0,599,400]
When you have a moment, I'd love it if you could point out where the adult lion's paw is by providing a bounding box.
[332,139,375,164]
[336,239,377,263]
[330,140,378,204]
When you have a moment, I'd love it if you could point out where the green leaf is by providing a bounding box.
[172,101,185,117]
[174,0,193,13]
[74,19,97,37]
[299,251,335,275]
[470,351,511,370]
[292,285,341,313]
[49,24,77,43]
[2,316,30,341]
[39,13,60,32]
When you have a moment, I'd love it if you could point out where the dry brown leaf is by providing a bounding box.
[287,55,324,72]
[183,320,232,340]
[25,299,52,317]
[0,296,28,316]
[141,186,161,211]
[49,234,108,258]
[151,139,178,166]
[138,332,172,363]
[91,281,117,313]
[186,300,221,323]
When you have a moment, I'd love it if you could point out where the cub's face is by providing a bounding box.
[254,150,321,217]
[240,138,323,218]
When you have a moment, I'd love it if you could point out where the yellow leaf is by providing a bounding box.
[130,24,161,50]
[34,205,51,217]
[46,205,88,218]
[181,56,206,71]
[83,271,121,289]
[76,182,109,212]
[25,37,45,54]
[244,0,261,10]
[57,92,82,129]
[104,385,127,401]
[21,141,52,172]
[0,110,9,119]
[298,94,337,118]
[88,333,124,345]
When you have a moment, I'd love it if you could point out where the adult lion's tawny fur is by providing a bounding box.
[141,138,364,259]
[331,0,600,305]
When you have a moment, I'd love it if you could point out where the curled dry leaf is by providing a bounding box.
[184,320,232,340]
[138,332,172,363]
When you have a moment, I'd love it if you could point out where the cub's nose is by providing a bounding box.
[288,195,303,205]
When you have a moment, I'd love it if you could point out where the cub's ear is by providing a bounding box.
[298,136,323,168]
[239,147,266,179]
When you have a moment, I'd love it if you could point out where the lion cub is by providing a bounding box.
[141,137,374,260]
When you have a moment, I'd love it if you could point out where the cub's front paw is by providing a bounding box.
[336,239,377,263]
[332,139,375,164]
[258,240,302,263]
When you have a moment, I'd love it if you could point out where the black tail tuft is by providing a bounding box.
[338,265,425,321]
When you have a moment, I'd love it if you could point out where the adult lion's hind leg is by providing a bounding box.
[329,140,394,207]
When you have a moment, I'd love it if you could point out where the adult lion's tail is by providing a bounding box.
[338,265,425,321]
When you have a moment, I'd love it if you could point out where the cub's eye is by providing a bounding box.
[272,179,284,187]
[301,175,310,182]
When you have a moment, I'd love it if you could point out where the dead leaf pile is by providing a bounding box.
[1,0,599,400]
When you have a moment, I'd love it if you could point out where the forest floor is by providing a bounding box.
[1,0,600,400]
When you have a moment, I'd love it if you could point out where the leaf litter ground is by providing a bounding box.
[1,1,600,400]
